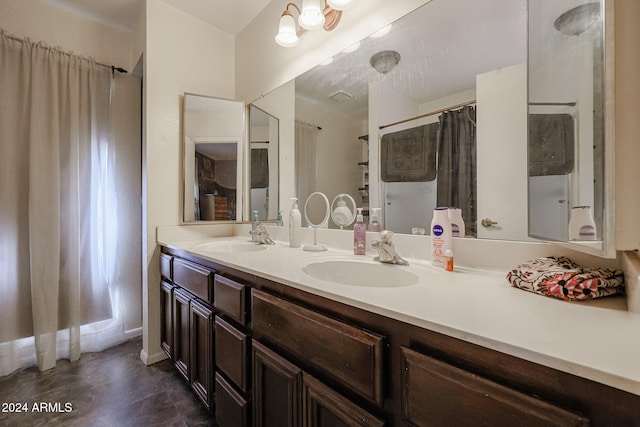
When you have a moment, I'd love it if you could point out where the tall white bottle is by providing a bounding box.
[568,206,596,241]
[431,207,452,267]
[448,207,465,238]
[289,198,302,248]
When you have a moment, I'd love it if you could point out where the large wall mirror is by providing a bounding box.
[256,0,614,257]
[249,105,280,221]
[528,0,615,258]
[183,94,244,222]
[293,0,528,238]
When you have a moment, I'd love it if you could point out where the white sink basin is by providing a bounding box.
[302,260,420,287]
[195,240,268,253]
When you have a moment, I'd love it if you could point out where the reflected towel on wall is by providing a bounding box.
[251,148,269,189]
[506,256,624,300]
[528,114,574,176]
[381,123,438,182]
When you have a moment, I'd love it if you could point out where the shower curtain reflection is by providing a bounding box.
[436,106,477,237]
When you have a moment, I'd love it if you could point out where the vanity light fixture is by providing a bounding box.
[275,0,354,47]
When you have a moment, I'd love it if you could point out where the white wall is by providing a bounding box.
[140,0,236,364]
[615,0,640,251]
[0,0,133,70]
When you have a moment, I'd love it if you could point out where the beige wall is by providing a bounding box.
[141,0,236,363]
[0,0,134,70]
[615,0,640,251]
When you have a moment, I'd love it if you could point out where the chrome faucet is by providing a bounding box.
[371,230,409,266]
[249,223,275,245]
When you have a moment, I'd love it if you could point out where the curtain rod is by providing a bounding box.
[1,30,128,74]
[296,119,322,130]
[529,101,576,106]
[379,99,476,130]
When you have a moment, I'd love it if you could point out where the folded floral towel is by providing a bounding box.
[506,256,624,301]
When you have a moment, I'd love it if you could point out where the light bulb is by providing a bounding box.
[327,0,353,10]
[299,0,325,30]
[275,12,299,47]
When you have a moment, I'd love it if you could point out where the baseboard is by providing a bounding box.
[125,327,143,340]
[140,348,168,365]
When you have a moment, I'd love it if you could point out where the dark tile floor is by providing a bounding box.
[0,338,214,427]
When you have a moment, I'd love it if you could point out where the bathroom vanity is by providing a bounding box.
[158,231,640,426]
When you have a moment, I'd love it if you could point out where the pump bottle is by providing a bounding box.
[368,208,382,232]
[289,198,301,248]
[431,207,452,267]
[354,208,366,255]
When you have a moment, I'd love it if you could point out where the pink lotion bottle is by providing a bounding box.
[354,208,366,255]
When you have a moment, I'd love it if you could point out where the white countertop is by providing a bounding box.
[158,230,640,396]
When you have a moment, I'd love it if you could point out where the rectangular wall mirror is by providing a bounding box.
[182,93,244,222]
[254,0,614,258]
[249,104,280,221]
[528,0,615,258]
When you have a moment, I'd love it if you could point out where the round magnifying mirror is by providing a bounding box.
[330,194,357,229]
[303,192,330,251]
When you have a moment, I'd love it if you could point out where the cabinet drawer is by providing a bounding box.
[160,253,172,281]
[215,316,250,393]
[251,289,384,405]
[215,372,250,427]
[400,346,590,427]
[173,258,214,303]
[214,275,248,325]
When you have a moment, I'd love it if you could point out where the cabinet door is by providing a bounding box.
[173,288,191,381]
[400,346,589,427]
[302,373,384,427]
[160,280,174,359]
[190,298,214,411]
[253,340,302,427]
[215,316,249,393]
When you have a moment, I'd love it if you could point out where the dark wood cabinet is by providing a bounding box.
[400,346,589,427]
[160,280,174,359]
[252,340,302,427]
[302,373,385,427]
[160,245,640,426]
[173,288,191,382]
[190,299,214,411]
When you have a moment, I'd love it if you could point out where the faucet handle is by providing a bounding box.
[380,229,394,242]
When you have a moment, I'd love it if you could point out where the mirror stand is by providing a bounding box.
[303,192,330,252]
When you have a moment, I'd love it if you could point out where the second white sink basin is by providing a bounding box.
[302,260,420,287]
[195,240,268,253]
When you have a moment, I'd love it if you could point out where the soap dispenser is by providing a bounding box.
[251,210,259,242]
[289,198,302,248]
[369,208,382,232]
[354,208,366,255]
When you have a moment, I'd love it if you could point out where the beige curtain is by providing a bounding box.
[295,120,320,215]
[0,31,140,374]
